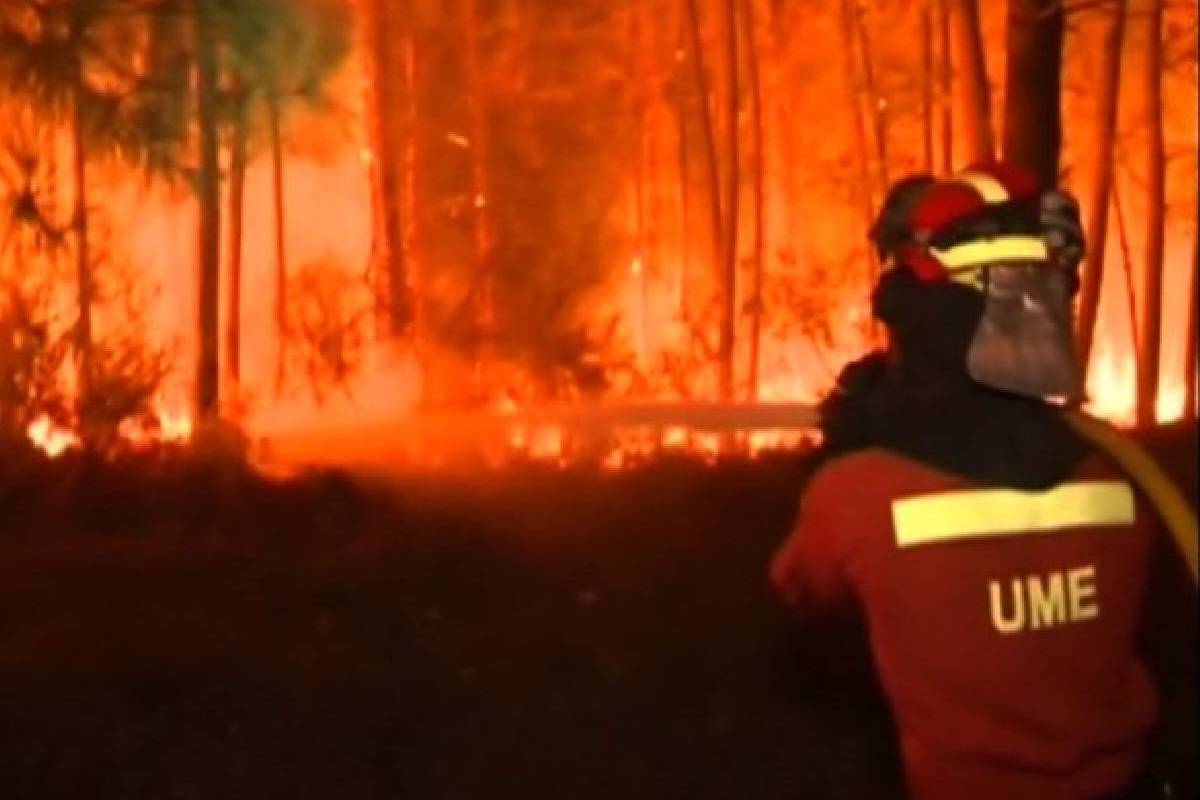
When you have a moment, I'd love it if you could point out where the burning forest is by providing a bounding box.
[0,1,1197,798]
[0,0,1194,467]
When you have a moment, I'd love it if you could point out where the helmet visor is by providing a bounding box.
[964,263,1082,402]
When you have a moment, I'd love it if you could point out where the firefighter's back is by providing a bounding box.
[817,447,1158,800]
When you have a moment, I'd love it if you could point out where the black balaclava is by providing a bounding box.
[815,186,1090,491]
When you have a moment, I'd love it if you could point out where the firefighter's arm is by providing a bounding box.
[770,466,855,611]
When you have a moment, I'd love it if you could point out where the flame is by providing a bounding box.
[26,416,80,458]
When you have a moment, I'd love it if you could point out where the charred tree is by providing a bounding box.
[401,35,421,343]
[676,89,692,323]
[463,0,496,376]
[839,0,877,266]
[950,0,994,163]
[269,102,288,393]
[920,0,935,172]
[1075,0,1126,382]
[848,1,888,193]
[1136,0,1165,428]
[195,0,222,420]
[719,0,738,401]
[1186,227,1198,418]
[938,0,953,172]
[1002,0,1064,185]
[741,0,765,401]
[632,0,651,368]
[226,84,248,388]
[363,0,412,338]
[683,0,727,388]
[68,13,94,408]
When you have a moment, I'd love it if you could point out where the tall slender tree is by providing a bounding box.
[839,0,876,255]
[683,0,725,380]
[920,0,935,172]
[1002,0,1064,185]
[741,0,765,400]
[938,0,953,172]
[463,0,496,383]
[1137,0,1165,428]
[68,7,94,403]
[1185,225,1197,418]
[950,0,994,163]
[362,0,413,339]
[1075,0,1127,382]
[194,0,221,421]
[718,0,738,400]
[217,0,351,393]
[848,1,888,194]
[226,79,248,387]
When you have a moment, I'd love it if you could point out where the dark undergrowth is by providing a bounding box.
[0,424,1193,800]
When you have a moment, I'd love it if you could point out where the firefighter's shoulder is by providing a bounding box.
[803,447,911,501]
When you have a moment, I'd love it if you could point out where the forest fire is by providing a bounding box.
[0,0,1195,470]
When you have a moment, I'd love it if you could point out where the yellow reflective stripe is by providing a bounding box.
[956,170,1010,203]
[892,480,1136,549]
[931,235,1049,268]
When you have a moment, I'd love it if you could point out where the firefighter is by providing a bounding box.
[770,163,1171,800]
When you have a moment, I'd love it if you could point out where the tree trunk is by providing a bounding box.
[683,0,726,380]
[463,0,495,376]
[226,91,247,388]
[1002,0,1064,186]
[270,102,288,394]
[849,1,888,193]
[1186,228,1197,418]
[741,0,765,401]
[938,0,953,172]
[1112,173,1138,362]
[1137,0,1165,428]
[676,93,691,323]
[920,1,935,172]
[401,34,420,343]
[838,0,876,265]
[632,2,650,368]
[1075,0,1125,383]
[950,0,994,163]
[363,0,410,338]
[194,0,221,421]
[70,50,94,411]
[718,0,739,401]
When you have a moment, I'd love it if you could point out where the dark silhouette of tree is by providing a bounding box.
[193,0,220,421]
[1186,224,1197,418]
[950,0,993,162]
[683,0,726,389]
[938,0,953,172]
[1002,0,1064,185]
[362,0,415,340]
[1137,0,1166,428]
[0,0,175,419]
[217,0,351,396]
[1076,0,1126,384]
[718,0,738,401]
[742,0,765,400]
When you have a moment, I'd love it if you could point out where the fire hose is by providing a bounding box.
[1065,412,1198,586]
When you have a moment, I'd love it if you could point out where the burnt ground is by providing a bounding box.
[0,425,1194,800]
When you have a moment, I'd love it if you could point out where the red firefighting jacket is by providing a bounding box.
[771,447,1159,800]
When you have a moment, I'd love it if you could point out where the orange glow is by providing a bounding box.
[26,416,79,459]
[3,1,1194,467]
